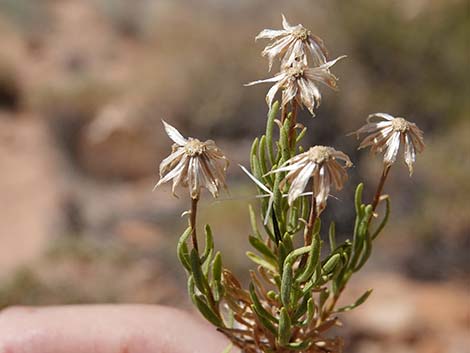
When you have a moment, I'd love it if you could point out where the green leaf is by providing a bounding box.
[187,275,195,298]
[193,294,223,327]
[335,289,373,313]
[177,227,192,271]
[285,341,310,350]
[322,253,341,275]
[352,205,373,271]
[296,225,321,283]
[354,183,364,213]
[267,290,277,301]
[221,343,234,353]
[293,292,311,322]
[354,233,372,272]
[252,154,263,183]
[283,245,311,266]
[295,127,307,145]
[211,252,223,301]
[301,276,316,296]
[278,307,292,347]
[266,101,279,165]
[272,172,283,225]
[281,232,294,253]
[259,135,269,177]
[372,197,390,240]
[281,265,293,307]
[212,252,222,283]
[329,221,336,252]
[253,305,277,335]
[288,205,299,231]
[248,204,262,239]
[249,283,278,323]
[190,248,207,294]
[202,248,213,275]
[201,224,214,264]
[250,137,259,174]
[280,116,291,162]
[249,236,276,262]
[350,204,370,269]
[306,298,315,324]
[246,251,277,272]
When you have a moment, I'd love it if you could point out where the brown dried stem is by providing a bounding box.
[289,100,298,148]
[371,165,391,213]
[190,196,199,253]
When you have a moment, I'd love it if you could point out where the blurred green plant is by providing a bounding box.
[339,0,469,127]
[0,0,51,36]
[93,0,154,38]
[0,235,178,310]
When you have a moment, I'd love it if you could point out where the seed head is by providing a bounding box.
[269,145,352,211]
[256,14,329,70]
[351,113,425,175]
[155,121,228,199]
[245,57,345,116]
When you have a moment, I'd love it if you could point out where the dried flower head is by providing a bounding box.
[352,113,425,175]
[269,146,352,210]
[256,14,329,70]
[155,121,228,199]
[246,57,345,115]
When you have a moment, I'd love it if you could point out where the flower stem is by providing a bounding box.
[190,197,199,253]
[288,100,298,148]
[281,105,288,124]
[371,165,391,213]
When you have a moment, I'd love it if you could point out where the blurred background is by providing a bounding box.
[0,0,468,352]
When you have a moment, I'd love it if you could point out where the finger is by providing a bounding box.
[0,304,237,353]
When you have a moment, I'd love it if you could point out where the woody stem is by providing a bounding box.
[190,197,199,253]
[281,105,288,124]
[289,101,298,148]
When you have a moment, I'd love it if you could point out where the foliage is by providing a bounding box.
[176,100,391,352]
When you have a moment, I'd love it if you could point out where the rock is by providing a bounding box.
[77,97,166,180]
[343,273,469,353]
[0,115,63,274]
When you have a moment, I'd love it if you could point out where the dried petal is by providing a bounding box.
[155,121,228,198]
[269,146,352,212]
[256,15,329,70]
[351,113,425,175]
[246,59,343,115]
